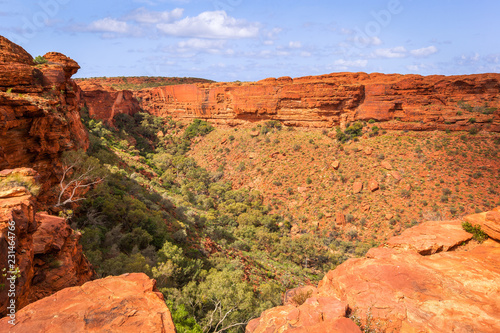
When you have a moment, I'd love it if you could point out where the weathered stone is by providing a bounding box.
[332,160,340,170]
[369,180,379,192]
[381,161,393,170]
[0,177,94,317]
[0,273,176,333]
[385,219,472,255]
[353,181,363,194]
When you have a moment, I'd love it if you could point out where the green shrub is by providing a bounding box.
[462,222,488,242]
[33,55,48,64]
[184,119,214,140]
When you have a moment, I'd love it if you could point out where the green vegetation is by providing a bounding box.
[457,100,497,114]
[72,111,371,332]
[33,55,48,64]
[0,172,40,196]
[336,122,364,143]
[462,221,488,243]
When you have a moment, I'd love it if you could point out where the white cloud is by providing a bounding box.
[177,38,226,50]
[124,7,184,24]
[354,35,382,46]
[407,64,420,71]
[157,10,260,39]
[288,41,302,49]
[373,46,407,58]
[334,59,368,67]
[410,45,438,57]
[87,18,129,33]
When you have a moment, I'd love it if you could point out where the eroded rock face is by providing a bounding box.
[0,169,94,317]
[135,72,500,130]
[78,81,141,124]
[0,273,177,333]
[247,210,500,333]
[0,36,88,206]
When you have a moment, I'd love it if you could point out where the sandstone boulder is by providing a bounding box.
[381,161,393,170]
[385,219,472,254]
[332,160,340,170]
[369,180,379,192]
[352,181,363,194]
[0,273,176,333]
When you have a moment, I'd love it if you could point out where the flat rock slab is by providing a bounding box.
[385,220,472,255]
[0,273,176,333]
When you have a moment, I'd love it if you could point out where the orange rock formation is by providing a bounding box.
[0,36,89,204]
[0,169,94,317]
[135,72,500,131]
[247,208,500,333]
[0,273,176,332]
[78,81,141,124]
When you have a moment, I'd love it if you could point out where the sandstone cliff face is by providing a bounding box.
[0,273,176,333]
[0,36,89,205]
[247,208,500,333]
[78,81,141,124]
[136,72,500,131]
[0,169,94,317]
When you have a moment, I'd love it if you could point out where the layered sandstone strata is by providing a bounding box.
[134,72,500,131]
[0,169,94,317]
[0,36,88,205]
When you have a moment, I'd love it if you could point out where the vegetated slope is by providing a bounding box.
[71,111,376,332]
[75,76,215,91]
[189,121,500,243]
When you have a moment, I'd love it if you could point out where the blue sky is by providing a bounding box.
[1,0,499,81]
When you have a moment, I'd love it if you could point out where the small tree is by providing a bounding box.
[55,150,106,207]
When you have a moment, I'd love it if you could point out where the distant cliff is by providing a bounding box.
[134,72,500,131]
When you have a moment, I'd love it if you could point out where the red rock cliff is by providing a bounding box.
[0,169,94,317]
[0,36,89,205]
[78,81,141,124]
[137,72,500,131]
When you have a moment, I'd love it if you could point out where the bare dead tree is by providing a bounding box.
[55,150,105,207]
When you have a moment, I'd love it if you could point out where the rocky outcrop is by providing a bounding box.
[464,207,500,241]
[0,36,88,205]
[0,169,94,317]
[0,273,177,332]
[135,72,500,131]
[78,81,141,124]
[247,210,500,333]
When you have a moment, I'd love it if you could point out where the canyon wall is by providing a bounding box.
[78,81,141,124]
[0,36,89,204]
[135,72,500,131]
[0,169,94,317]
